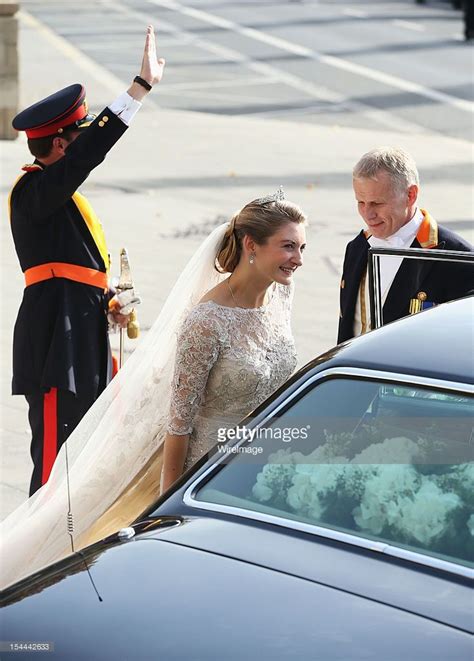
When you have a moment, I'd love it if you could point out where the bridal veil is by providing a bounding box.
[1,223,228,588]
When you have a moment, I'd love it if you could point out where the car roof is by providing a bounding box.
[311,297,474,385]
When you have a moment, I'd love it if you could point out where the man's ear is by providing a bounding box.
[51,136,67,154]
[407,184,418,206]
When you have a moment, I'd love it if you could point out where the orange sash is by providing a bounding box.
[24,262,108,291]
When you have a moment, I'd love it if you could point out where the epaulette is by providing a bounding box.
[21,164,43,173]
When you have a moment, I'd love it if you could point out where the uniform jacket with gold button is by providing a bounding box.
[9,110,127,396]
[337,212,473,344]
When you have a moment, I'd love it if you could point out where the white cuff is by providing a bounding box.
[109,92,142,126]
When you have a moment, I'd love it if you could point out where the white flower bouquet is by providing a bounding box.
[252,435,473,561]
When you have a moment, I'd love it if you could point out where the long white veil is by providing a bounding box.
[1,222,229,589]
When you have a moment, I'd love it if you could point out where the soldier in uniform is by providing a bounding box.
[9,26,165,495]
[338,147,473,344]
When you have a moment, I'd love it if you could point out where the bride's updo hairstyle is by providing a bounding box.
[216,198,307,273]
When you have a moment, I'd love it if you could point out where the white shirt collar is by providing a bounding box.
[368,208,423,248]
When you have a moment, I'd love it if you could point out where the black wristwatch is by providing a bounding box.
[133,75,152,91]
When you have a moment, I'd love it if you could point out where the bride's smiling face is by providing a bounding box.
[253,222,306,285]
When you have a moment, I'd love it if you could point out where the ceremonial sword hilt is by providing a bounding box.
[117,248,140,367]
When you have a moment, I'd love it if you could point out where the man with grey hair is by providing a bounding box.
[338,147,472,343]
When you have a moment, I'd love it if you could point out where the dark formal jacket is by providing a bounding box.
[338,211,473,344]
[9,110,127,396]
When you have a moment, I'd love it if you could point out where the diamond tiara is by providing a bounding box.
[255,185,285,205]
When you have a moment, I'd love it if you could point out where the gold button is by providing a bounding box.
[98,121,105,127]
[102,115,109,122]
[340,279,345,289]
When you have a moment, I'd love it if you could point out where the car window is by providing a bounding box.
[194,378,473,567]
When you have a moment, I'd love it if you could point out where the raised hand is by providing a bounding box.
[140,25,166,87]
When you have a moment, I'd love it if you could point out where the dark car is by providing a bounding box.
[2,298,473,661]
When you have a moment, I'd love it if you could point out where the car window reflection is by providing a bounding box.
[195,378,473,567]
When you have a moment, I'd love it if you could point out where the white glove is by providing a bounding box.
[113,288,142,315]
[107,288,142,332]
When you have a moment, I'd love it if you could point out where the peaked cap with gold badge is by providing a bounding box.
[12,84,95,138]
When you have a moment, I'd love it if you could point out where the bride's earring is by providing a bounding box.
[249,252,255,264]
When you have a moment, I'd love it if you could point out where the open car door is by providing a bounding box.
[367,246,474,330]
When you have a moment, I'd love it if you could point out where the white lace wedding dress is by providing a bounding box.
[1,223,297,588]
[168,285,297,469]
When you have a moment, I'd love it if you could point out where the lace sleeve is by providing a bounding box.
[167,306,223,436]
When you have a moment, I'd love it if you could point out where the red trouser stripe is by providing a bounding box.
[42,388,58,485]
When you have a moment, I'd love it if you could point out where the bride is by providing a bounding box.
[1,191,307,588]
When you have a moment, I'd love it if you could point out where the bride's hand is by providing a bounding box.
[140,25,166,87]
